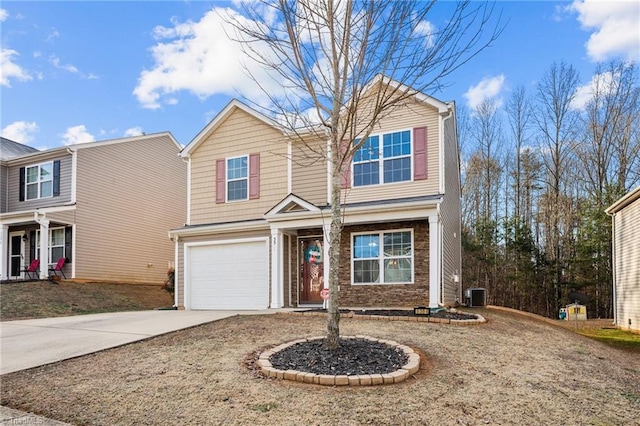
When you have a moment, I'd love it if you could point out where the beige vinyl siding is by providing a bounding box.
[189,108,289,225]
[291,139,328,205]
[47,209,76,226]
[74,134,186,283]
[175,227,271,308]
[341,100,441,204]
[440,111,462,305]
[7,153,73,212]
[612,196,640,332]
[1,165,7,213]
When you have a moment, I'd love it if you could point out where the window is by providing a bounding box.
[352,230,413,284]
[227,156,248,201]
[353,130,411,186]
[26,162,53,200]
[35,227,67,267]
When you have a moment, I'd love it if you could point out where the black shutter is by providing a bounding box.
[29,231,36,261]
[65,226,72,263]
[19,167,25,201]
[53,160,61,196]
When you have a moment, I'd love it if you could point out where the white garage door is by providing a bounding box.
[187,239,269,310]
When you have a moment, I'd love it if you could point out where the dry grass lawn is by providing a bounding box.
[0,281,173,321]
[1,309,639,425]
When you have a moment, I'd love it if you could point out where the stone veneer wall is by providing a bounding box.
[342,221,430,307]
[291,221,430,307]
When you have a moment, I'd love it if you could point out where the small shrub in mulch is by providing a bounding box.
[269,338,408,375]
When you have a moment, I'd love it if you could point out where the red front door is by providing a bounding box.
[300,238,324,304]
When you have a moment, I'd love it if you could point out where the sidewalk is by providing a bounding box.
[1,309,290,424]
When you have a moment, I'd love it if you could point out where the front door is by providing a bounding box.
[299,237,324,304]
[9,232,25,278]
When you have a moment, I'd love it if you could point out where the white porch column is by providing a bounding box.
[322,222,331,309]
[38,219,50,279]
[0,224,8,280]
[428,215,441,308]
[270,228,283,308]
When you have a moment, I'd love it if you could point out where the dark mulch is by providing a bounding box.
[269,338,409,375]
[299,308,478,321]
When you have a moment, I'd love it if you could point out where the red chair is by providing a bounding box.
[21,259,40,280]
[48,257,67,279]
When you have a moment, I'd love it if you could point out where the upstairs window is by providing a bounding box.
[353,130,412,187]
[19,160,61,202]
[26,162,53,200]
[227,156,248,201]
[216,154,260,204]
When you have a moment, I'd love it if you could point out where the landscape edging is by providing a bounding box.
[257,335,420,386]
[279,310,486,325]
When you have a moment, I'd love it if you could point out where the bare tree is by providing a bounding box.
[535,61,580,315]
[225,0,502,348]
[505,86,533,221]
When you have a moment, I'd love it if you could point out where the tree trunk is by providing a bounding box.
[325,147,343,349]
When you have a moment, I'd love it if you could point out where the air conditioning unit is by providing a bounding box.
[465,288,486,307]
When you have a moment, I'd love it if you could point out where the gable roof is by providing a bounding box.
[606,186,640,214]
[180,76,451,159]
[2,132,181,165]
[0,137,40,161]
[363,74,451,114]
[181,99,283,158]
[264,193,322,217]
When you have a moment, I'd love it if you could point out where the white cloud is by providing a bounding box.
[50,55,79,74]
[415,20,435,49]
[464,74,506,110]
[62,125,95,145]
[1,121,38,144]
[124,126,144,137]
[571,70,617,110]
[1,49,32,86]
[134,7,281,109]
[46,28,60,42]
[570,0,640,62]
[0,8,8,21]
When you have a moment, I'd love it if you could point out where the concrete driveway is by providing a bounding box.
[0,310,273,375]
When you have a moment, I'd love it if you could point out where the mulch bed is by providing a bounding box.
[298,308,478,321]
[269,337,408,375]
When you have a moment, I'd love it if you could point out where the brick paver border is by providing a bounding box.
[257,335,421,386]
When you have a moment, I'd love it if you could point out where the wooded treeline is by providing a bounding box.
[460,60,639,319]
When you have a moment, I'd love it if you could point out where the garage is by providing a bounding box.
[186,238,269,310]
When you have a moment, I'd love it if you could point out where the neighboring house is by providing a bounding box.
[606,186,640,333]
[169,78,462,311]
[0,133,187,283]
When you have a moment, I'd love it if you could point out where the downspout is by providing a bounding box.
[184,157,191,226]
[66,147,77,204]
[172,234,179,308]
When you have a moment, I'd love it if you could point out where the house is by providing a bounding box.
[169,78,462,310]
[606,186,640,333]
[0,133,187,283]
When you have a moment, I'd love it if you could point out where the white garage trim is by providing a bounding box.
[184,237,269,310]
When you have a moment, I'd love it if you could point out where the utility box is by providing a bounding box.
[465,288,486,307]
[565,304,587,321]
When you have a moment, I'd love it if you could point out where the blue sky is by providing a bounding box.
[1,1,639,150]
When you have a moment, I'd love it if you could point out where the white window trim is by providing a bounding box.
[351,228,414,285]
[26,161,54,200]
[226,155,249,202]
[35,227,66,267]
[352,129,413,187]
